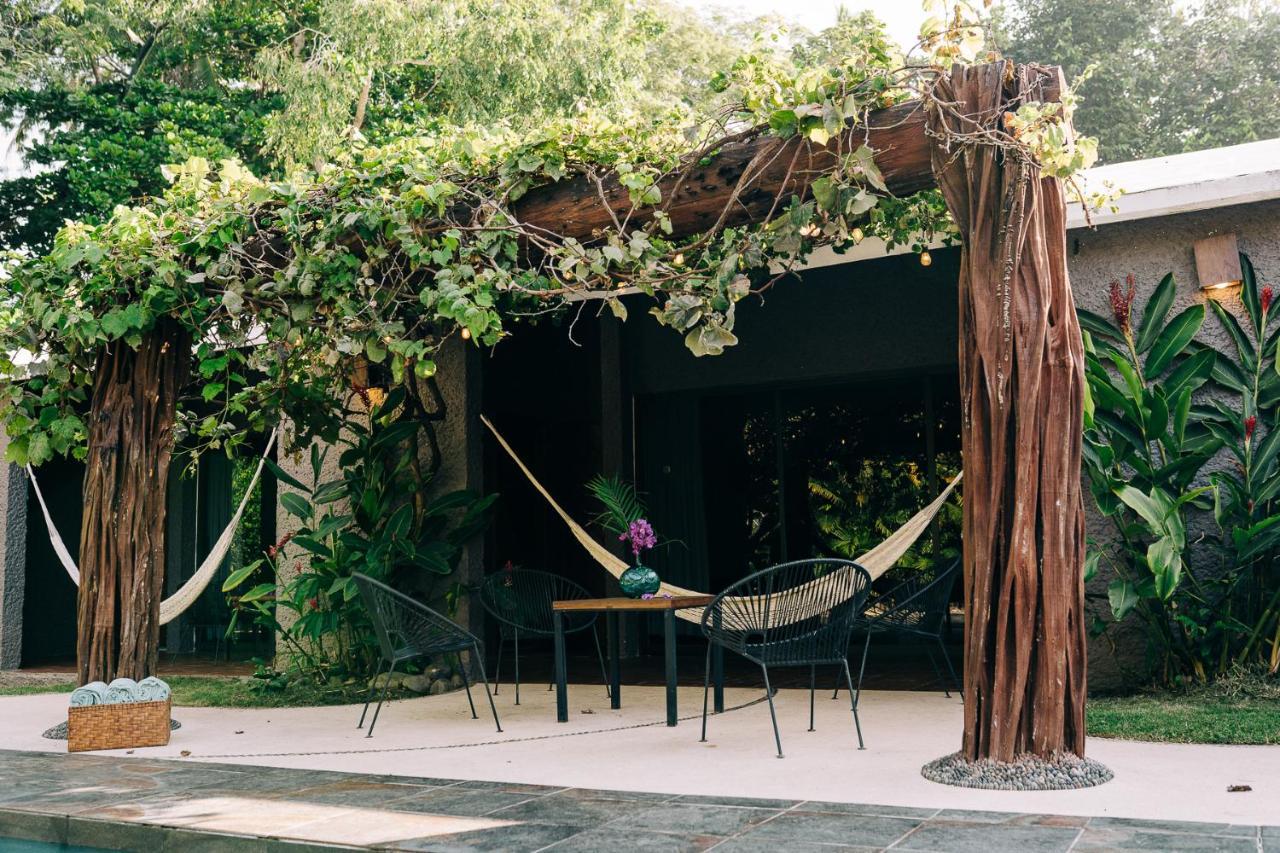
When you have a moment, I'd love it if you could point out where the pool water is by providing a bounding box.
[0,840,108,852]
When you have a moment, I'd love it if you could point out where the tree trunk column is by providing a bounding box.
[78,321,189,683]
[928,62,1088,761]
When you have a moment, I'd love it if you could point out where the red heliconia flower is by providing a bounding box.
[1245,415,1257,442]
[1109,275,1137,334]
[1263,286,1274,315]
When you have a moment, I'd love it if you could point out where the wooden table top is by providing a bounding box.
[552,595,716,612]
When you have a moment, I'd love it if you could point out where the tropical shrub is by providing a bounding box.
[1081,256,1280,683]
[224,389,496,687]
[807,453,962,572]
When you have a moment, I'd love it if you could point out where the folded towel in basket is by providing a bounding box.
[135,676,171,702]
[69,682,109,707]
[104,678,140,704]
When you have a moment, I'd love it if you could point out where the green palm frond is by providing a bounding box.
[586,474,647,535]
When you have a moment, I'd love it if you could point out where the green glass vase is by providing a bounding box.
[619,564,661,598]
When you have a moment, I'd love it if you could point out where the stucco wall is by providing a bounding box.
[1067,198,1280,687]
[271,337,486,666]
[0,431,27,669]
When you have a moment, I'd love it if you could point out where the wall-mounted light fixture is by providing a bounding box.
[1194,233,1243,292]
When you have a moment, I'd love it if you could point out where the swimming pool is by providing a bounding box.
[0,840,108,852]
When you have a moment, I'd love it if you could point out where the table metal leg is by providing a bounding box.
[554,611,568,723]
[607,611,621,710]
[664,608,677,726]
[712,609,724,713]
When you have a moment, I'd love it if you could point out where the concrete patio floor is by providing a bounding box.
[0,684,1276,838]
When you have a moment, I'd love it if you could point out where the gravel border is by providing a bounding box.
[922,750,1114,790]
[41,719,182,741]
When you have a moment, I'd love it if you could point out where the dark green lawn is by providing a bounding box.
[1087,693,1280,745]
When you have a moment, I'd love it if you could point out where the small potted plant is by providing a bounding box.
[587,475,661,597]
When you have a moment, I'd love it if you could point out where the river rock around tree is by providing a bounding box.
[922,751,1114,790]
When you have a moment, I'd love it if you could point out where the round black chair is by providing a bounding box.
[476,568,610,705]
[352,572,501,737]
[699,558,872,758]
[834,558,962,700]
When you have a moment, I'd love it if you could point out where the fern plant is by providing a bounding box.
[586,474,646,536]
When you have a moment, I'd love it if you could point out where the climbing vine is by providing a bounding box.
[0,2,1102,468]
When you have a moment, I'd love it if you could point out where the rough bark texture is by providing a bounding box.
[928,62,1088,761]
[77,320,190,683]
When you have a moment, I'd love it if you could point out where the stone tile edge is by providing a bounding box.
[0,806,364,851]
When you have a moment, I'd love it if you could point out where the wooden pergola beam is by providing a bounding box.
[514,74,1061,244]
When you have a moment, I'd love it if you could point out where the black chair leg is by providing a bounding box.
[700,642,712,743]
[592,624,612,700]
[937,635,962,698]
[493,634,504,695]
[366,658,398,737]
[513,629,521,706]
[808,664,816,732]
[760,664,783,758]
[472,643,503,732]
[924,640,950,698]
[358,658,386,729]
[841,660,865,750]
[836,631,872,700]
[456,652,478,719]
[855,630,872,703]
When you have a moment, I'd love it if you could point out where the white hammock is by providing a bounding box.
[481,415,961,624]
[26,428,279,626]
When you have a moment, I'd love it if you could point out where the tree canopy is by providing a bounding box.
[994,0,1280,163]
[0,0,747,252]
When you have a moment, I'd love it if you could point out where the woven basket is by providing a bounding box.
[67,699,172,753]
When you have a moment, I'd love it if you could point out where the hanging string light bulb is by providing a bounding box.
[461,327,472,341]
[919,250,933,267]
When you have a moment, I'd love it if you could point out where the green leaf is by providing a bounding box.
[239,583,277,603]
[1108,578,1140,621]
[265,460,307,492]
[1107,352,1144,401]
[1147,536,1181,600]
[1115,485,1166,532]
[1077,308,1123,341]
[280,491,312,521]
[1135,273,1176,353]
[222,563,260,592]
[1145,305,1205,378]
[1084,551,1100,583]
[292,536,332,558]
[1172,388,1192,448]
[1240,253,1262,338]
[1160,348,1215,404]
[1141,389,1168,441]
[1208,299,1256,373]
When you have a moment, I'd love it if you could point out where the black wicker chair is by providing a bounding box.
[700,558,872,758]
[834,558,962,701]
[476,568,609,705]
[353,572,501,737]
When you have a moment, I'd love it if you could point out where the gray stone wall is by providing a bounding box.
[1067,199,1280,687]
[0,430,27,669]
[430,338,486,639]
